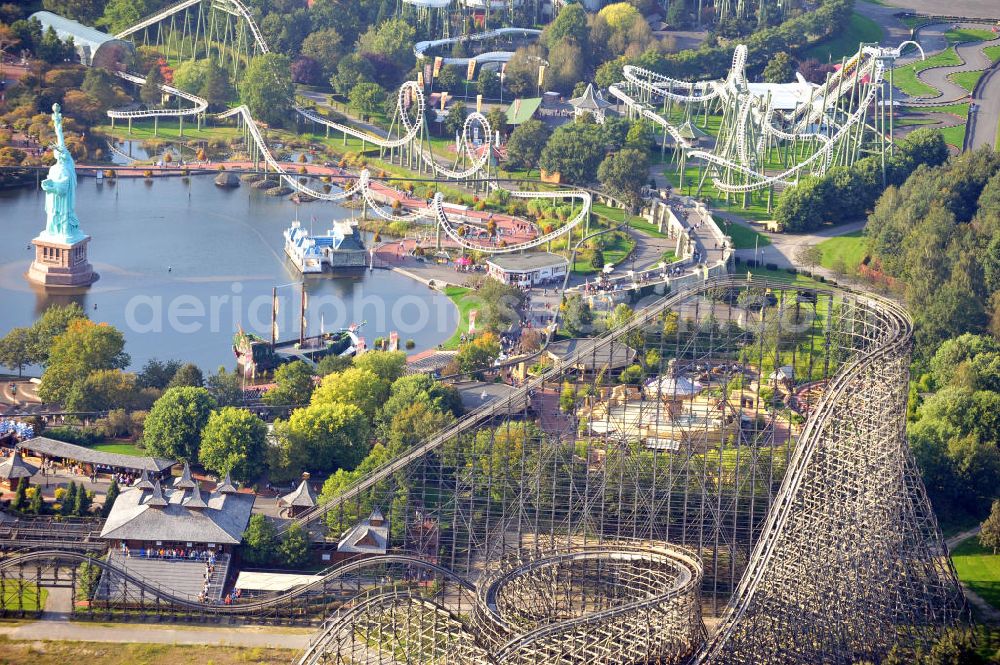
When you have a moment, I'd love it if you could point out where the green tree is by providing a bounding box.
[591,248,605,270]
[242,514,278,565]
[0,327,32,377]
[101,479,120,518]
[38,319,129,405]
[330,54,376,96]
[140,64,165,106]
[546,41,585,94]
[543,3,589,49]
[98,0,149,34]
[356,17,415,73]
[443,102,468,137]
[60,482,76,516]
[73,484,91,516]
[166,363,204,389]
[28,303,86,367]
[10,478,27,512]
[241,53,295,127]
[43,0,102,24]
[199,59,234,109]
[456,333,501,374]
[353,351,407,383]
[301,27,344,78]
[559,380,576,412]
[476,68,501,98]
[29,485,44,514]
[143,387,216,462]
[278,522,311,568]
[598,148,650,210]
[980,498,1000,554]
[763,52,795,83]
[348,81,384,121]
[276,401,370,474]
[563,295,594,337]
[171,59,210,94]
[199,407,267,483]
[64,369,138,413]
[311,367,389,418]
[206,366,244,407]
[263,360,315,407]
[505,119,551,174]
[539,121,606,184]
[81,68,123,110]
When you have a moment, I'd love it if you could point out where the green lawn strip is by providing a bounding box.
[804,12,884,62]
[893,47,962,98]
[1,580,48,611]
[946,28,997,45]
[815,231,867,274]
[950,538,1000,611]
[985,45,1000,64]
[949,69,983,93]
[720,220,772,250]
[939,120,968,149]
[902,103,969,116]
[745,265,828,289]
[441,286,479,350]
[572,233,634,275]
[895,117,937,127]
[592,203,667,238]
[88,442,145,456]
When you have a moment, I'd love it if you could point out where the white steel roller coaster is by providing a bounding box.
[106,0,588,253]
[609,42,921,202]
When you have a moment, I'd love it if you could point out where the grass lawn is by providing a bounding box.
[946,28,997,45]
[0,637,295,664]
[1,581,48,611]
[592,203,666,238]
[804,12,884,62]
[892,47,962,98]
[745,265,828,289]
[815,231,867,274]
[441,286,479,350]
[572,233,634,275]
[96,122,242,143]
[720,220,771,250]
[985,45,1000,64]
[949,69,984,93]
[951,538,1000,611]
[939,118,969,149]
[88,442,145,457]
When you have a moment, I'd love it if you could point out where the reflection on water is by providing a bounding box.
[0,175,456,370]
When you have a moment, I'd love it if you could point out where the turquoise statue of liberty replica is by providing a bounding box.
[39,103,85,243]
[26,103,97,287]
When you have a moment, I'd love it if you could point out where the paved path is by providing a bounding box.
[967,60,1000,149]
[876,0,1000,20]
[902,23,1000,105]
[0,618,313,649]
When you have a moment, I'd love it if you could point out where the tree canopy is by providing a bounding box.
[199,407,268,483]
[241,53,295,127]
[143,387,216,462]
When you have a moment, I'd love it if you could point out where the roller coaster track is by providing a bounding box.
[115,0,269,57]
[413,27,542,66]
[280,275,779,535]
[610,42,913,193]
[111,1,591,254]
[107,71,208,119]
[0,549,471,614]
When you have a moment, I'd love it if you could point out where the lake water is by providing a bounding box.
[0,175,457,371]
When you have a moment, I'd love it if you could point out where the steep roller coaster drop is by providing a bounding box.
[105,0,588,254]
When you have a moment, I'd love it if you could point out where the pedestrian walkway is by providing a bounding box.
[0,619,312,649]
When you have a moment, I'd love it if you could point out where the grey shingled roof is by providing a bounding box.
[280,478,317,508]
[0,451,39,480]
[100,485,254,545]
[174,462,196,489]
[18,437,175,473]
[569,84,611,111]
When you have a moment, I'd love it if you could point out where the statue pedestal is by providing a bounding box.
[26,235,98,288]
